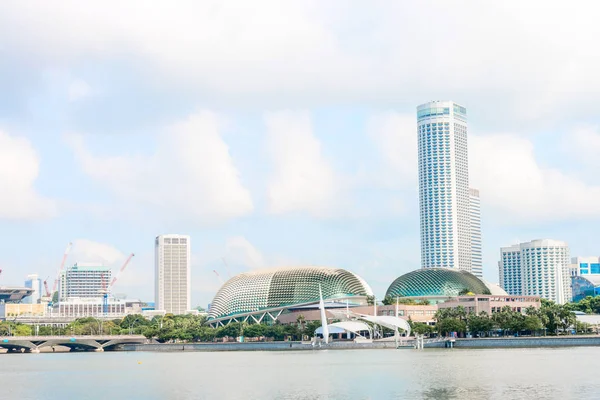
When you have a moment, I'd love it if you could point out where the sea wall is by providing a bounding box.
[424,335,600,348]
[121,341,399,352]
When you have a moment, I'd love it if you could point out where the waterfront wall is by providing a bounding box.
[425,336,600,348]
[121,341,400,352]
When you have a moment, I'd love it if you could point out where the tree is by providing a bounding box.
[366,295,376,306]
[467,312,494,337]
[437,318,466,336]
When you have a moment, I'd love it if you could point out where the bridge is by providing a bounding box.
[0,335,147,353]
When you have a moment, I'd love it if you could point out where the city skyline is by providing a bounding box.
[1,2,600,309]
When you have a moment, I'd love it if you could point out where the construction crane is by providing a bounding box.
[213,270,224,285]
[43,278,51,298]
[100,253,135,315]
[51,242,73,301]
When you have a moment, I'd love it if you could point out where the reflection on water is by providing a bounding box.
[0,347,598,400]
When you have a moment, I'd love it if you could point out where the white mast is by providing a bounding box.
[319,285,329,344]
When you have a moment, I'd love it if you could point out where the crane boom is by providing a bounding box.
[213,270,224,285]
[43,278,51,298]
[52,242,72,293]
[110,253,135,287]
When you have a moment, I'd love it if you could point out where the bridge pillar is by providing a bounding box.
[26,348,40,354]
[94,347,104,352]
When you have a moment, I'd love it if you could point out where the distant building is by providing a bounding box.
[59,263,111,301]
[24,274,42,304]
[155,234,191,315]
[572,256,600,276]
[417,101,472,273]
[572,275,600,302]
[469,188,483,277]
[499,245,522,295]
[498,239,570,304]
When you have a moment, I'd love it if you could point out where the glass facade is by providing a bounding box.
[385,268,491,298]
[572,276,600,302]
[208,267,373,320]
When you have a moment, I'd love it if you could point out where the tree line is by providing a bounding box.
[0,298,595,341]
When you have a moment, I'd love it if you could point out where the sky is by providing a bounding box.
[0,1,599,308]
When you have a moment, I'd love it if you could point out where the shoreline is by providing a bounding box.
[121,335,600,352]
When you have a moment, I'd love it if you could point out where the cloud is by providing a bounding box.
[569,126,600,168]
[68,78,91,101]
[470,133,600,222]
[265,111,338,216]
[3,2,600,122]
[65,110,253,222]
[225,236,265,270]
[70,239,125,266]
[367,112,417,188]
[0,129,56,220]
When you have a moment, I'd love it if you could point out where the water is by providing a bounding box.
[0,348,597,400]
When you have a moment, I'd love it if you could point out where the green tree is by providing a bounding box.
[366,295,376,306]
[437,318,466,336]
[467,312,494,337]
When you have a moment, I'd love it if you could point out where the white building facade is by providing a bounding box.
[23,274,42,304]
[499,245,522,295]
[417,101,472,273]
[469,188,482,277]
[155,234,191,315]
[59,264,111,301]
[571,256,600,276]
[499,239,570,304]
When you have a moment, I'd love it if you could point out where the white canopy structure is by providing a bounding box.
[315,321,372,338]
[356,314,412,337]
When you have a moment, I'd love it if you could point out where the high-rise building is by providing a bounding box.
[155,234,191,315]
[499,245,522,295]
[498,239,570,304]
[417,101,471,272]
[469,188,482,277]
[571,256,600,276]
[23,274,42,304]
[59,263,111,301]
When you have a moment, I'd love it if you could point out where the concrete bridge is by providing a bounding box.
[0,335,147,353]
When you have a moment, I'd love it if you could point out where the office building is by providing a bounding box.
[469,188,483,277]
[59,263,111,301]
[417,101,472,273]
[155,234,191,315]
[572,256,600,276]
[498,239,570,304]
[23,274,42,304]
[499,245,522,295]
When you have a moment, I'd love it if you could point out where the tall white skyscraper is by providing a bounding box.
[155,234,191,315]
[417,101,472,272]
[469,188,482,277]
[499,239,570,304]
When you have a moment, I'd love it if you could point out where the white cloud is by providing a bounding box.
[65,111,253,222]
[569,126,600,168]
[0,130,56,220]
[2,2,600,121]
[367,112,417,188]
[470,133,600,222]
[265,111,338,216]
[68,78,91,101]
[225,236,265,270]
[70,239,125,266]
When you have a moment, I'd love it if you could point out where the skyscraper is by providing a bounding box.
[469,188,483,277]
[417,101,472,273]
[155,234,191,315]
[498,239,570,304]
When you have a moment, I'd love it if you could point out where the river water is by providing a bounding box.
[0,347,597,400]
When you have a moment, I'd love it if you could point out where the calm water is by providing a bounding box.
[0,348,597,400]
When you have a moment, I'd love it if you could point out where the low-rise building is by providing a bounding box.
[437,295,541,315]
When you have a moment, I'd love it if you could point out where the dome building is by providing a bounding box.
[386,268,492,302]
[208,266,373,326]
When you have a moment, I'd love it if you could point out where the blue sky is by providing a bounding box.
[1,1,599,307]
